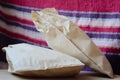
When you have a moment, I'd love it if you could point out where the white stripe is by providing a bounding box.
[0,6,32,20]
[0,20,45,41]
[59,10,120,15]
[92,38,120,48]
[1,6,120,27]
[76,18,120,27]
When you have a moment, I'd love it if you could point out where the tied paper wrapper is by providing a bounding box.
[32,8,113,78]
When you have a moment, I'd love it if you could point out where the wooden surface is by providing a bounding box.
[0,70,120,80]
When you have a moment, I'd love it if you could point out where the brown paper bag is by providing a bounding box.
[31,8,113,78]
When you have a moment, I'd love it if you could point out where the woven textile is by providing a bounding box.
[0,0,120,74]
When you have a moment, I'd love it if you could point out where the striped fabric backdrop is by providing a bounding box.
[0,0,120,74]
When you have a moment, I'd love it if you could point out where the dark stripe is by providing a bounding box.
[0,15,38,32]
[0,33,26,62]
[0,1,36,12]
[87,32,120,39]
[1,1,120,19]
[105,54,120,75]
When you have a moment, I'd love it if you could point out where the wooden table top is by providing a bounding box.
[0,70,120,80]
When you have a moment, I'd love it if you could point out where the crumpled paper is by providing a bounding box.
[31,8,113,78]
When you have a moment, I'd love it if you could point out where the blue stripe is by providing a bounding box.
[1,1,120,19]
[0,15,38,32]
[87,32,120,39]
[59,12,120,19]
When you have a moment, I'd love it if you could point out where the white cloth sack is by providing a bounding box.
[2,43,84,77]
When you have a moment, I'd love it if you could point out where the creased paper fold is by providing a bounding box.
[32,8,113,78]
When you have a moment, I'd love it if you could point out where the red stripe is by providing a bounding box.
[0,27,48,46]
[79,26,120,33]
[0,10,34,26]
[3,0,120,12]
[99,47,120,54]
